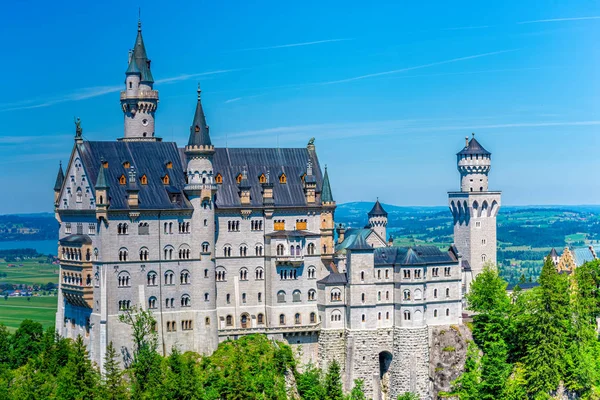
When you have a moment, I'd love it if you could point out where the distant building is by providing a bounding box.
[547,246,598,274]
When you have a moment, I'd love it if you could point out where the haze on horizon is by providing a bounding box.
[0,0,598,214]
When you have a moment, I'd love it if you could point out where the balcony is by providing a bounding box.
[120,90,159,100]
[275,255,304,266]
[62,283,93,308]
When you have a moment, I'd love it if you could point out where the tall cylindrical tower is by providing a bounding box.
[184,86,218,354]
[457,133,491,192]
[368,199,388,242]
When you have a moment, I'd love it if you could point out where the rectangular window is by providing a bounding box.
[274,221,285,231]
[76,223,83,235]
[295,220,307,230]
[65,223,72,234]
[88,223,96,235]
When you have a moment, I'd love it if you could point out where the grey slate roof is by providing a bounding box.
[368,200,387,217]
[335,228,372,254]
[549,248,558,258]
[130,22,154,83]
[321,167,334,203]
[95,163,109,189]
[317,272,347,285]
[79,141,191,210]
[573,247,596,267]
[54,163,64,191]
[211,147,324,208]
[59,234,92,245]
[374,245,456,266]
[462,259,472,272]
[457,136,491,156]
[348,233,373,251]
[125,55,141,75]
[187,88,212,147]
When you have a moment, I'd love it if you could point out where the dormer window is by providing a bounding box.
[195,125,200,133]
[123,161,130,169]
[162,175,170,185]
[119,175,126,185]
[259,174,267,184]
[140,175,148,185]
[166,162,173,169]
[215,173,223,184]
[102,161,109,168]
[279,173,287,184]
[236,174,243,184]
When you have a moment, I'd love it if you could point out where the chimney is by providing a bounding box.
[336,223,345,244]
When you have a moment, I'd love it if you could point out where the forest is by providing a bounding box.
[0,308,418,400]
[446,259,600,399]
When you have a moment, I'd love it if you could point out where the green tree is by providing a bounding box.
[396,392,419,400]
[296,363,325,400]
[450,342,481,400]
[11,319,44,368]
[160,347,201,400]
[348,379,366,400]
[102,341,128,400]
[324,360,344,400]
[56,335,101,399]
[521,256,571,396]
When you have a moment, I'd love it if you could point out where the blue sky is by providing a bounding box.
[1,0,599,213]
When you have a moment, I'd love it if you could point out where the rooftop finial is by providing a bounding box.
[197,83,201,100]
[138,8,142,32]
[472,132,475,138]
[465,136,469,147]
[74,117,82,138]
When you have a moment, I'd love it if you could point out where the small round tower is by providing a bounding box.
[368,199,388,241]
[457,133,491,192]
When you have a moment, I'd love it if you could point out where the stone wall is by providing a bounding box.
[390,326,430,400]
[429,325,471,399]
[317,330,347,381]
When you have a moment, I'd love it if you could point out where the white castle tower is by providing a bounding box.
[183,85,219,354]
[368,199,388,242]
[120,20,159,141]
[449,134,501,290]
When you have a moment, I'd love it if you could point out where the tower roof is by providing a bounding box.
[187,85,212,147]
[128,20,154,83]
[549,248,559,258]
[54,162,64,191]
[95,163,109,189]
[457,135,491,156]
[321,166,334,202]
[125,54,141,75]
[368,199,387,217]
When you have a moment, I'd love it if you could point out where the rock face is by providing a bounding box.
[429,325,472,398]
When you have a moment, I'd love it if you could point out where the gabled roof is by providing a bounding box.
[317,272,347,285]
[321,166,334,203]
[374,245,456,266]
[129,21,154,83]
[368,200,387,217]
[211,147,324,208]
[573,247,596,267]
[187,86,212,148]
[79,141,191,210]
[54,163,64,191]
[348,233,373,251]
[457,136,491,156]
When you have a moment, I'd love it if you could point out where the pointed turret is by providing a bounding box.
[321,166,334,204]
[130,19,153,83]
[187,85,212,148]
[368,199,387,217]
[95,163,109,190]
[54,162,65,191]
[95,162,110,220]
[368,199,388,242]
[125,53,141,75]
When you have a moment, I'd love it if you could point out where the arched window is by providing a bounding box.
[276,244,285,256]
[293,290,301,302]
[257,313,264,324]
[482,254,487,262]
[223,246,232,257]
[76,187,82,203]
[259,173,267,183]
[162,174,170,185]
[404,310,411,320]
[119,175,126,185]
[446,308,450,316]
[361,293,366,303]
[202,242,210,253]
[140,174,147,185]
[255,267,264,280]
[205,317,210,326]
[331,289,341,302]
[148,296,157,309]
[360,271,365,281]
[279,314,286,325]
[164,270,174,285]
[178,245,191,260]
[310,312,316,323]
[307,266,316,279]
[277,290,286,303]
[226,315,233,326]
[362,314,366,322]
[117,271,130,287]
[446,287,450,298]
[433,288,438,298]
[163,246,174,260]
[139,247,149,261]
[240,313,250,328]
[240,268,248,281]
[216,267,227,282]
[147,271,157,286]
[307,243,315,255]
[308,289,316,301]
[181,294,191,307]
[255,245,263,256]
[403,290,411,300]
[180,270,190,285]
[138,222,149,235]
[239,245,247,257]
[294,313,301,325]
[215,173,223,184]
[279,173,287,184]
[118,248,128,262]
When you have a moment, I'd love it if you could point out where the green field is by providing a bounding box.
[0,295,57,331]
[0,257,59,285]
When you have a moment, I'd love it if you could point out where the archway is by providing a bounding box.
[379,351,393,400]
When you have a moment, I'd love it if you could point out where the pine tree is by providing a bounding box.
[324,360,344,400]
[296,363,326,400]
[103,341,128,400]
[56,335,101,399]
[522,256,571,396]
[349,379,366,400]
[450,341,481,400]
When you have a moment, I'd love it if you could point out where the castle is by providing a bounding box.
[53,21,500,399]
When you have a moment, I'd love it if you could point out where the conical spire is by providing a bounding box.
[368,199,387,217]
[126,53,141,75]
[95,162,109,189]
[54,162,64,191]
[321,166,334,203]
[187,84,212,147]
[128,19,153,83]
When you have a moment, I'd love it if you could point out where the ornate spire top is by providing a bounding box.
[321,165,334,203]
[74,117,82,138]
[54,162,65,191]
[187,84,212,149]
[138,8,142,32]
[95,161,109,189]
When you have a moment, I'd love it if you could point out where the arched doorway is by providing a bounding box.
[379,351,393,400]
[240,313,250,328]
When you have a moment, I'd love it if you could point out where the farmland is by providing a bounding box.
[0,295,57,331]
